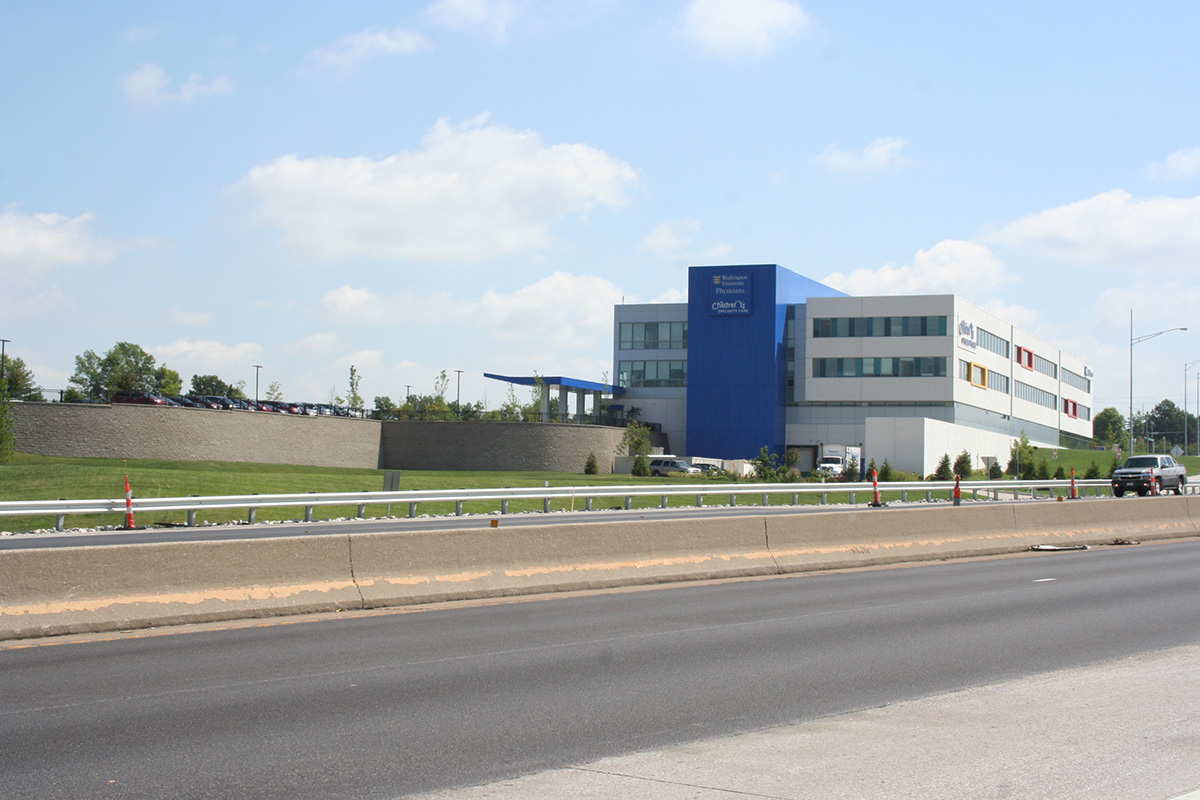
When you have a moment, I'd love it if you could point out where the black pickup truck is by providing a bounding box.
[1111,455,1188,496]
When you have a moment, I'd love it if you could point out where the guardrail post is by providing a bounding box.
[972,489,978,500]
[849,491,856,505]
[357,503,367,518]
[585,497,593,511]
[661,495,668,509]
[56,500,66,532]
[543,498,551,513]
[761,493,768,506]
[248,507,257,524]
[697,494,704,507]
[925,490,932,502]
[187,494,198,527]
[305,506,313,522]
[624,495,632,510]
[901,490,908,502]
[1013,486,1019,500]
[408,502,418,518]
[456,501,464,516]
[730,494,737,507]
[821,492,827,505]
[501,499,509,514]
[791,492,798,505]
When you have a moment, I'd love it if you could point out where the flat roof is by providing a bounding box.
[484,373,624,395]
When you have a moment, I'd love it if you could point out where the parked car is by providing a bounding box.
[111,391,176,406]
[168,395,204,408]
[1111,455,1188,496]
[648,457,701,477]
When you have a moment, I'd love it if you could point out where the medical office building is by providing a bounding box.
[614,264,1095,476]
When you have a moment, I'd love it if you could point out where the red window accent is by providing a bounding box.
[1016,346,1034,370]
[1064,399,1078,418]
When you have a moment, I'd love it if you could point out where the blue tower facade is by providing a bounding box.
[685,265,846,459]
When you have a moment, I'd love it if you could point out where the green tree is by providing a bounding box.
[1053,464,1066,480]
[843,455,860,483]
[751,446,781,481]
[1006,433,1036,479]
[632,453,650,477]
[347,365,363,411]
[0,390,14,463]
[1092,407,1125,448]
[375,396,396,419]
[70,342,160,400]
[155,366,183,397]
[952,449,973,479]
[879,459,894,482]
[1,355,44,401]
[584,452,599,475]
[932,454,953,481]
[1035,459,1051,480]
[1083,460,1101,480]
[987,460,1003,480]
[191,374,239,397]
[266,381,283,402]
[1108,453,1121,478]
[866,458,878,480]
[622,421,652,459]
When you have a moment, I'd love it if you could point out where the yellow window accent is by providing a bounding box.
[969,362,988,388]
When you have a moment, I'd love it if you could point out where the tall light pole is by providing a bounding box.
[1130,310,1187,455]
[1186,358,1200,456]
[454,369,463,420]
[253,365,263,406]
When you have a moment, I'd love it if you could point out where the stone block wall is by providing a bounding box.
[11,403,382,469]
[10,403,644,473]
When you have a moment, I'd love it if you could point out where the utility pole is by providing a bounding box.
[253,365,263,406]
[454,369,463,420]
[0,338,9,390]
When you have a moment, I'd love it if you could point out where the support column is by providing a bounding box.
[575,389,585,423]
[558,384,568,422]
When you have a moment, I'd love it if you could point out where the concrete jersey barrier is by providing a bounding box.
[2,498,1198,640]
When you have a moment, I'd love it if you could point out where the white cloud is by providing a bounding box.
[318,284,460,324]
[237,115,639,262]
[986,189,1200,270]
[124,63,232,107]
[319,285,394,323]
[427,0,520,41]
[283,332,343,355]
[153,339,263,373]
[682,0,809,57]
[1145,148,1200,183]
[641,218,699,258]
[0,207,129,275]
[310,28,432,69]
[815,137,912,174]
[169,309,215,326]
[821,240,1008,297]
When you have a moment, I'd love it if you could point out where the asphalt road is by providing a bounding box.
[3,541,1199,799]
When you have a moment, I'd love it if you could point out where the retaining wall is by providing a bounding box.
[3,497,1197,640]
[11,403,635,472]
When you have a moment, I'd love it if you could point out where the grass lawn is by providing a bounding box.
[0,448,1182,533]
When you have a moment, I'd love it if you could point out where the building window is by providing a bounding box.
[1063,398,1079,418]
[619,321,687,351]
[812,315,948,338]
[1016,346,1034,370]
[814,357,947,378]
[1078,403,1091,421]
[1033,354,1058,379]
[976,328,1010,358]
[1014,380,1057,409]
[1062,367,1091,393]
[618,359,687,388]
[988,371,1010,394]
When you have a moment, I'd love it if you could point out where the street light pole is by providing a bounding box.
[1186,358,1200,457]
[454,369,463,420]
[1130,310,1188,455]
[253,365,263,407]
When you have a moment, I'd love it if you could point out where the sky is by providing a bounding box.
[3,0,1200,421]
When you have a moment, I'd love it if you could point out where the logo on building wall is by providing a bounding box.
[1084,367,1094,378]
[709,272,752,315]
[958,319,977,350]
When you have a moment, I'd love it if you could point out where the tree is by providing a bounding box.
[932,454,953,481]
[347,365,363,411]
[879,459,894,482]
[375,396,396,419]
[751,446,781,481]
[1006,433,1036,479]
[0,390,14,463]
[987,460,1003,480]
[1083,460,1101,480]
[843,455,860,483]
[70,342,160,400]
[952,450,973,479]
[1035,459,1051,480]
[1,355,44,401]
[1053,464,1066,480]
[155,366,183,397]
[1092,407,1125,448]
[190,374,240,398]
[266,381,283,402]
[584,452,599,475]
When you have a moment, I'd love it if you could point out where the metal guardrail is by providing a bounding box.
[0,478,1152,532]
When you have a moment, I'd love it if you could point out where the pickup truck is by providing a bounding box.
[1111,455,1188,496]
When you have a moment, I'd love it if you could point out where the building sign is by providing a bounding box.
[709,272,753,315]
[958,319,977,350]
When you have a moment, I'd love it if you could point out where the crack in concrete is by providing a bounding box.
[568,766,794,798]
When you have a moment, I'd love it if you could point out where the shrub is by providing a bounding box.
[1084,460,1101,480]
[1053,464,1066,480]
[988,461,1003,480]
[952,450,973,479]
[1035,459,1051,480]
[632,453,650,477]
[584,452,599,475]
[878,459,894,482]
[844,455,860,483]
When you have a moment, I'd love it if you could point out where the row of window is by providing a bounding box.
[812,316,948,339]
[959,360,1010,394]
[618,321,687,351]
[1063,398,1092,421]
[976,327,1010,358]
[812,357,948,378]
[617,359,687,388]
[1062,367,1091,393]
[1014,380,1057,410]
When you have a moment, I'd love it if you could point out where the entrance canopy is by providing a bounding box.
[484,373,624,424]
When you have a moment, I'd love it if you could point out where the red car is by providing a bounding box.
[111,391,175,406]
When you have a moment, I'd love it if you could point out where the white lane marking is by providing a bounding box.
[1033,578,1057,583]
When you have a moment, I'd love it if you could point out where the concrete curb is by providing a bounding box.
[2,498,1197,640]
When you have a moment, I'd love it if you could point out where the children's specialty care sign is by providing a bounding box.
[709,272,753,315]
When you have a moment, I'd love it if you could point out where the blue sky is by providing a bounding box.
[3,0,1200,420]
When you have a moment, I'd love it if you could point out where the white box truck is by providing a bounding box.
[816,444,861,478]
